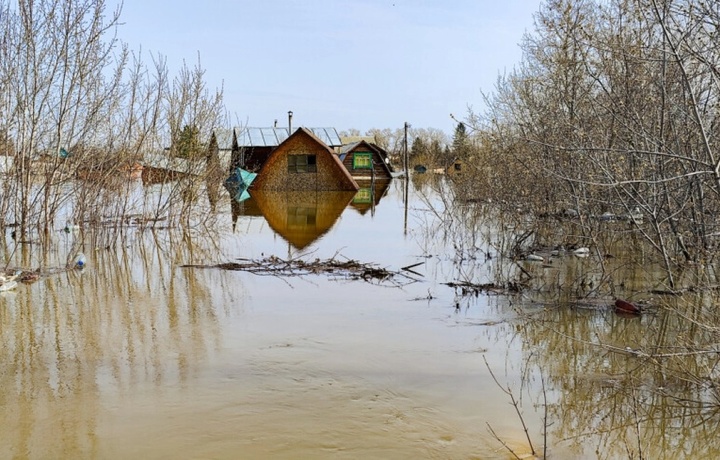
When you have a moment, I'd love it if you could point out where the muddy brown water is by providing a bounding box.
[0,179,716,459]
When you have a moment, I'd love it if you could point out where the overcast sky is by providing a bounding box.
[114,1,541,134]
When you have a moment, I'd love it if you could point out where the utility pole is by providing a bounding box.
[403,122,410,176]
[403,121,410,236]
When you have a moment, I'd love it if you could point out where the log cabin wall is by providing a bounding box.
[338,141,393,180]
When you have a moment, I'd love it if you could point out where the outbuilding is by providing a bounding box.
[337,140,394,180]
[235,126,344,173]
[252,127,359,191]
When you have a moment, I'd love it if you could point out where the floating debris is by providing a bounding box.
[614,298,641,315]
[181,255,419,286]
[0,280,17,292]
[444,280,524,296]
[625,206,644,222]
[63,223,80,234]
[0,270,21,285]
[19,269,41,283]
[573,247,590,256]
[72,253,87,269]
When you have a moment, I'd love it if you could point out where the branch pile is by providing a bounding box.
[444,280,524,296]
[182,255,418,286]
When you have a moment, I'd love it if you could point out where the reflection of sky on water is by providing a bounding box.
[0,176,714,458]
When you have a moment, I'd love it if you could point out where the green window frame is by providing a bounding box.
[353,188,372,204]
[288,154,317,173]
[353,152,372,169]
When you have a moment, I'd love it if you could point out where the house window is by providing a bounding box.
[353,152,372,169]
[288,154,317,173]
[288,207,317,227]
[353,188,372,204]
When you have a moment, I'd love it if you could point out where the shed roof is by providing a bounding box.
[236,127,342,148]
[308,127,342,147]
[236,127,289,147]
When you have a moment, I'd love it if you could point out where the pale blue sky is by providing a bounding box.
[114,1,541,134]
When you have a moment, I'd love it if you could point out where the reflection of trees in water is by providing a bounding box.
[520,297,720,458]
[0,230,234,458]
[410,175,720,457]
[410,175,714,302]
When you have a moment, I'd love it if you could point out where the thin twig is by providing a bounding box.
[484,356,537,456]
[486,422,523,460]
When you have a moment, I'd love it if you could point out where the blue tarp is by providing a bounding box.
[224,167,257,202]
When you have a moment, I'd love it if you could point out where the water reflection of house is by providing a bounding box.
[251,190,355,249]
[253,127,359,192]
[350,179,391,215]
[235,126,344,173]
[337,140,394,181]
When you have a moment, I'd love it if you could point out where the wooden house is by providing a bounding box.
[235,126,343,173]
[252,127,359,192]
[446,157,465,175]
[234,127,288,172]
[251,190,355,249]
[337,141,393,180]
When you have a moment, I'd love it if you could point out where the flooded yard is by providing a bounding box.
[0,177,718,459]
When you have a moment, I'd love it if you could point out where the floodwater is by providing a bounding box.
[0,177,717,459]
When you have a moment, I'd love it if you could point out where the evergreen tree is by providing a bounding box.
[410,136,426,159]
[176,125,201,159]
[451,122,469,160]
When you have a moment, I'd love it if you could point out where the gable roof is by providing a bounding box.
[296,127,359,188]
[338,140,394,174]
[338,141,364,156]
[253,127,359,191]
